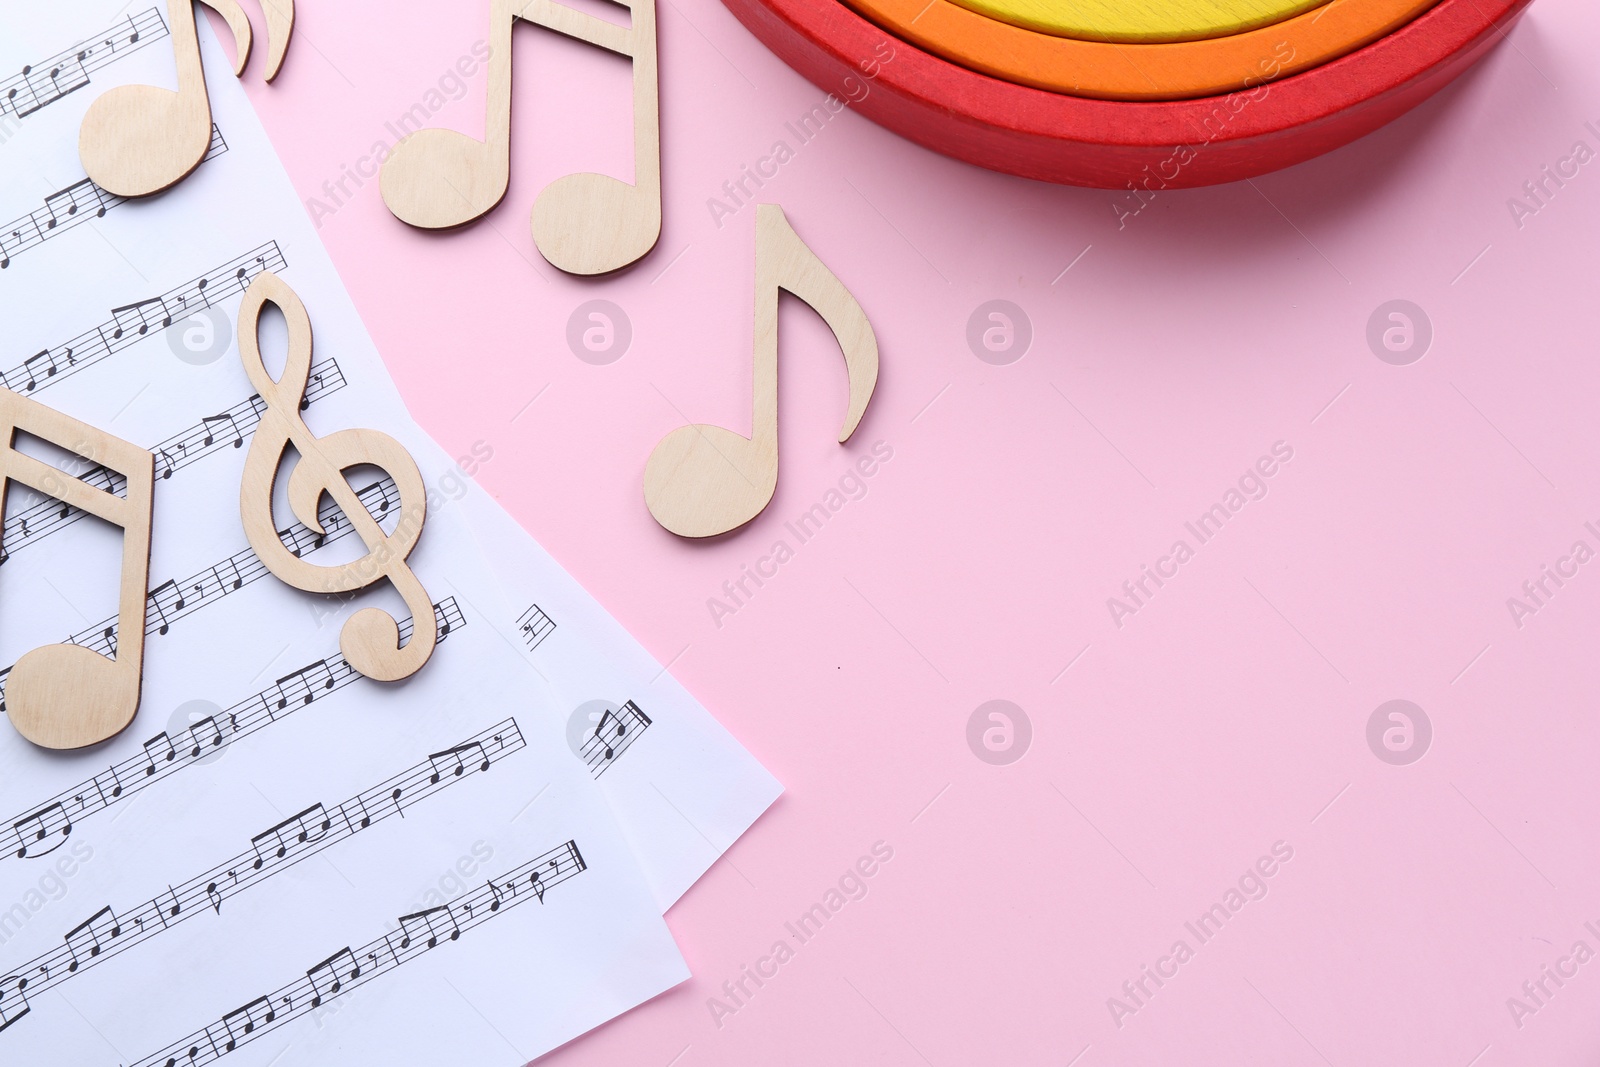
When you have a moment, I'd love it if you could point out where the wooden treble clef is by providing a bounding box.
[236,272,435,682]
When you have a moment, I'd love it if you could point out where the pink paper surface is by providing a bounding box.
[234,0,1600,1061]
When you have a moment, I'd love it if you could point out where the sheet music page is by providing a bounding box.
[0,6,691,1064]
[432,455,783,910]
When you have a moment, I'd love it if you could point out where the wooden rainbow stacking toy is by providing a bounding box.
[718,0,1536,186]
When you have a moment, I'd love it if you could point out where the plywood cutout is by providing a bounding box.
[0,390,155,750]
[235,273,437,682]
[379,0,661,275]
[79,0,294,197]
[644,204,878,538]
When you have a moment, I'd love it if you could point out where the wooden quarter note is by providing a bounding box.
[77,0,293,198]
[379,0,661,275]
[644,204,879,538]
[0,390,155,750]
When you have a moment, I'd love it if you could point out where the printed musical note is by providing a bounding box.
[0,355,343,567]
[142,732,179,777]
[267,661,337,711]
[0,244,286,397]
[0,9,166,124]
[10,803,71,860]
[379,0,660,274]
[644,204,879,537]
[0,973,31,1032]
[186,716,224,756]
[22,351,59,390]
[516,603,556,650]
[149,580,184,635]
[0,229,23,271]
[220,997,275,1050]
[40,52,92,105]
[78,0,291,197]
[0,601,465,866]
[0,127,226,270]
[64,906,123,970]
[43,180,109,227]
[128,842,584,1066]
[250,805,333,869]
[237,272,436,682]
[305,948,360,1008]
[593,709,620,762]
[0,390,155,749]
[111,297,174,338]
[397,906,459,950]
[529,854,564,902]
[201,412,243,448]
[581,700,652,777]
[427,742,490,784]
[0,721,523,1028]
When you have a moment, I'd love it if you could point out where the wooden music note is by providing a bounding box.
[77,0,293,197]
[0,389,155,749]
[643,204,879,537]
[378,0,661,275]
[235,273,436,682]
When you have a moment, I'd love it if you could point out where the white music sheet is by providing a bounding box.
[437,462,784,910]
[0,5,694,1065]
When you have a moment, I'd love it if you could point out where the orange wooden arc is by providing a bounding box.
[843,0,1443,100]
[946,0,1320,43]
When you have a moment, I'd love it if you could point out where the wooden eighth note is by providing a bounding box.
[378,0,661,275]
[78,0,294,197]
[235,273,436,683]
[644,204,878,538]
[0,390,155,749]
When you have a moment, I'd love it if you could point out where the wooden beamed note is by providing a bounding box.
[78,0,294,197]
[379,0,661,275]
[0,390,155,750]
[643,204,879,538]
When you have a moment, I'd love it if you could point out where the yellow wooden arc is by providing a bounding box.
[943,0,1325,42]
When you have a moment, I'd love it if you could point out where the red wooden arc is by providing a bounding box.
[718,0,1533,188]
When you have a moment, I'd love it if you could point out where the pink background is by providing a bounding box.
[236,0,1600,1061]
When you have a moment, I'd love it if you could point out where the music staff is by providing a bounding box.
[0,600,466,866]
[0,358,344,566]
[0,721,524,1035]
[0,125,227,270]
[582,700,651,778]
[0,243,286,397]
[0,472,397,709]
[515,603,556,650]
[0,9,166,123]
[125,842,587,1067]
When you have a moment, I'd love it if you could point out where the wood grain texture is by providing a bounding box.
[847,0,1440,100]
[945,0,1320,42]
[379,0,661,275]
[236,273,436,682]
[0,390,155,751]
[644,205,878,539]
[78,0,292,198]
[717,0,1533,187]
